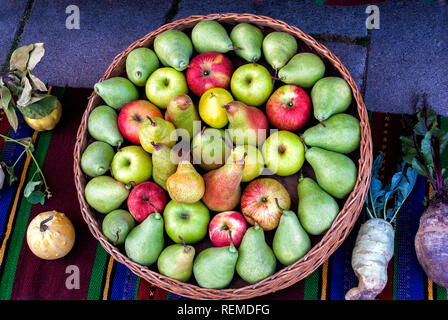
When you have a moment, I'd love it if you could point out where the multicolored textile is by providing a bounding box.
[0,87,446,300]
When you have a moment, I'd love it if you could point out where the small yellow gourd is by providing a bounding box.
[26,210,75,260]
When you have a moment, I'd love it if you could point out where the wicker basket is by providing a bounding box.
[73,13,372,300]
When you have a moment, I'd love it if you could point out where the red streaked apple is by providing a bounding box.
[127,181,167,222]
[186,52,233,97]
[209,211,247,247]
[118,100,163,144]
[241,178,291,231]
[266,84,311,131]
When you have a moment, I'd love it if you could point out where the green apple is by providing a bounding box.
[145,67,188,109]
[163,200,210,244]
[111,145,152,184]
[262,131,304,176]
[191,127,231,171]
[230,63,274,106]
[227,144,264,182]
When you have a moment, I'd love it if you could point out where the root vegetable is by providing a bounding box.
[401,96,448,289]
[415,200,448,288]
[345,218,394,300]
[345,153,417,300]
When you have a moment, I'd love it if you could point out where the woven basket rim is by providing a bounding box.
[73,13,372,300]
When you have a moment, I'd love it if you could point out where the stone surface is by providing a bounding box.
[174,0,368,36]
[0,1,29,65]
[19,0,173,88]
[365,1,448,115]
[323,41,367,92]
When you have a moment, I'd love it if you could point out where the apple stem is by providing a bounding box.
[201,126,206,136]
[147,116,157,126]
[136,71,141,78]
[178,235,190,252]
[274,198,284,212]
[319,120,327,128]
[113,231,120,246]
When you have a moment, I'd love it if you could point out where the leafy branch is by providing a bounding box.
[400,94,448,203]
[0,43,59,132]
[0,133,51,204]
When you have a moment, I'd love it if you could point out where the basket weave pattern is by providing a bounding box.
[73,13,372,300]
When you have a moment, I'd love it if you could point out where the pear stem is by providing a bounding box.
[125,181,136,190]
[151,141,162,151]
[298,134,308,151]
[113,231,120,246]
[242,212,256,226]
[252,57,258,67]
[178,235,190,253]
[201,126,206,136]
[147,116,157,126]
[275,198,284,212]
[231,46,242,51]
[220,136,234,150]
[319,120,327,128]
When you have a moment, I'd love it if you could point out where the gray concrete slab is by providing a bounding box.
[19,0,173,88]
[365,1,448,116]
[323,41,367,93]
[174,0,368,37]
[0,1,30,65]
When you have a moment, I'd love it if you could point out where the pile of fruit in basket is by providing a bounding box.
[81,20,360,288]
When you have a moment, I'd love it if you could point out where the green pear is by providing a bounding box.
[191,127,230,171]
[230,23,263,63]
[154,30,193,71]
[236,223,277,284]
[102,209,135,245]
[297,177,339,235]
[157,238,195,282]
[81,141,115,177]
[94,77,139,110]
[166,157,205,204]
[139,116,177,153]
[278,52,325,88]
[165,94,200,138]
[305,147,357,199]
[191,20,234,53]
[85,176,130,214]
[273,206,311,266]
[126,47,159,86]
[311,77,352,122]
[262,32,297,71]
[88,105,123,147]
[151,142,177,190]
[303,113,361,154]
[125,210,164,266]
[193,242,238,289]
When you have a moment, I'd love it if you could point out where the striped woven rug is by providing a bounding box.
[0,87,446,300]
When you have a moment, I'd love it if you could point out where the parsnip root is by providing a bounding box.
[345,218,395,300]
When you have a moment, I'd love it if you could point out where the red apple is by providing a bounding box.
[118,100,163,144]
[127,181,167,222]
[209,211,247,247]
[266,85,311,131]
[241,178,291,231]
[186,52,233,97]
